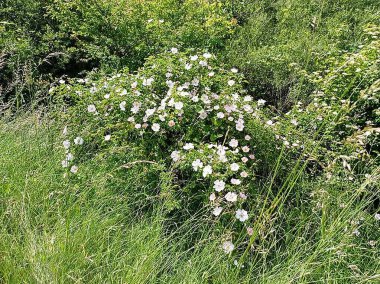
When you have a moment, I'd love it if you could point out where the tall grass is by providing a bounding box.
[0,114,378,283]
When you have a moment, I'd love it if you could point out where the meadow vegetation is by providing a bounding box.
[0,1,379,283]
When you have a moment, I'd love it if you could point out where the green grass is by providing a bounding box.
[0,114,379,283]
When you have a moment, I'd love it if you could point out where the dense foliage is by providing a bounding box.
[1,0,379,282]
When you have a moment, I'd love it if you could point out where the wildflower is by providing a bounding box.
[208,72,215,77]
[228,80,235,86]
[266,120,274,126]
[236,121,244,131]
[105,134,111,141]
[61,160,69,168]
[291,119,298,126]
[183,143,194,150]
[63,126,68,135]
[203,165,213,177]
[247,227,253,236]
[199,110,208,119]
[257,99,266,106]
[239,192,247,199]
[185,63,192,70]
[249,154,255,160]
[203,52,212,59]
[231,68,238,73]
[131,102,141,114]
[225,192,237,202]
[228,139,238,148]
[230,163,240,172]
[168,120,175,127]
[87,104,96,113]
[213,180,225,192]
[217,112,225,118]
[120,101,126,111]
[171,151,180,162]
[171,47,178,54]
[174,101,184,110]
[74,136,84,145]
[152,123,160,132]
[192,159,203,171]
[70,165,78,174]
[241,157,248,163]
[240,171,248,178]
[231,178,241,185]
[213,207,223,216]
[199,60,207,67]
[135,123,141,129]
[190,55,198,61]
[66,153,74,161]
[222,241,234,254]
[235,209,248,222]
[242,146,250,153]
[375,213,380,221]
[63,140,70,149]
[209,193,216,201]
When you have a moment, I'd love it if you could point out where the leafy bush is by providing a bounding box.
[224,0,380,106]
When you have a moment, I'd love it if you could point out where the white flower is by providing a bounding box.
[217,112,225,119]
[208,72,215,77]
[185,63,192,70]
[236,122,244,131]
[87,104,96,113]
[171,47,178,54]
[183,143,194,150]
[235,209,248,222]
[66,153,74,161]
[213,180,225,192]
[61,160,69,168]
[227,80,235,86]
[202,165,213,177]
[241,157,248,163]
[63,140,70,149]
[190,55,198,61]
[203,52,212,59]
[257,99,266,106]
[209,193,216,201]
[199,110,208,119]
[213,207,223,216]
[105,134,111,141]
[120,101,126,111]
[70,165,78,174]
[231,68,238,73]
[266,120,274,126]
[152,123,160,132]
[229,139,238,148]
[375,213,380,221]
[131,102,141,114]
[231,178,241,185]
[242,146,250,153]
[230,163,240,172]
[291,119,298,126]
[222,241,234,253]
[245,135,251,141]
[63,126,68,136]
[171,151,180,162]
[135,123,141,129]
[225,192,237,202]
[192,159,203,171]
[74,136,84,145]
[174,101,184,110]
[240,171,248,178]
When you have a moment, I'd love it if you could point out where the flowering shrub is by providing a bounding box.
[52,27,380,257]
[53,49,273,253]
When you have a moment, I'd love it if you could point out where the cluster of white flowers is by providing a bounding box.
[61,129,83,174]
[58,49,270,255]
